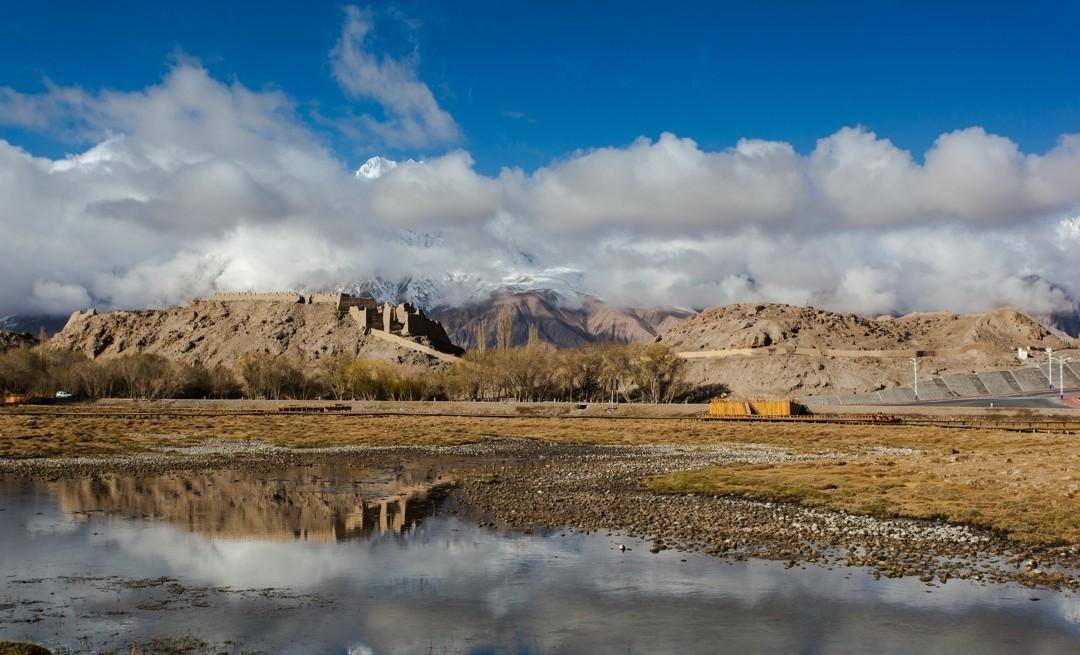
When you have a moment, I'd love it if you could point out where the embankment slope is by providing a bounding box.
[660,303,1077,397]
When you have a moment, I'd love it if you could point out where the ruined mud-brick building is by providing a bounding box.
[205,291,463,355]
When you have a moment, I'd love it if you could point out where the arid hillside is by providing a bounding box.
[430,290,694,349]
[0,331,37,352]
[48,298,451,373]
[659,303,1078,397]
[663,303,1071,354]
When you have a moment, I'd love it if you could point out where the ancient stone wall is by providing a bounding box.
[349,302,462,355]
[207,291,379,312]
[309,293,345,305]
[208,291,304,303]
[399,304,454,348]
[336,295,378,311]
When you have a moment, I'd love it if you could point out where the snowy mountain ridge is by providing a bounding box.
[354,156,398,181]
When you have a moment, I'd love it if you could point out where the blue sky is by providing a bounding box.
[2,1,1078,173]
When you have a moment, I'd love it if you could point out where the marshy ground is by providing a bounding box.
[1,406,1077,590]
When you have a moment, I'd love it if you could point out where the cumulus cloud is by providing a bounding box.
[29,281,92,315]
[0,22,1079,325]
[331,5,460,148]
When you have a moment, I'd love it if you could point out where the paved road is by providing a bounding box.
[897,391,1078,409]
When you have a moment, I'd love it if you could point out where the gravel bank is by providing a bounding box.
[445,441,1079,591]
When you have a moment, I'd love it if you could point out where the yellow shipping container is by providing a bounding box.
[708,398,793,417]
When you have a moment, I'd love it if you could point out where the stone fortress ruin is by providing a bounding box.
[206,291,463,356]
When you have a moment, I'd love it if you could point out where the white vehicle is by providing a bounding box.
[54,391,73,400]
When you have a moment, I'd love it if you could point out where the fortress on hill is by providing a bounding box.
[206,291,463,356]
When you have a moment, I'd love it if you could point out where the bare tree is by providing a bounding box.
[629,343,688,403]
[557,344,606,402]
[495,309,515,350]
[0,347,46,394]
[473,320,488,354]
[320,353,354,400]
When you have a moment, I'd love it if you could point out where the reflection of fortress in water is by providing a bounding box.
[50,465,451,542]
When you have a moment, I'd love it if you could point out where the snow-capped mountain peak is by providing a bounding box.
[354,156,398,181]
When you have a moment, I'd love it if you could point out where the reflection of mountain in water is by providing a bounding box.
[50,465,451,542]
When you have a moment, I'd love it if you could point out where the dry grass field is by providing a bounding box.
[1,409,1077,546]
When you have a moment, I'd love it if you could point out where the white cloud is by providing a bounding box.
[0,35,1079,324]
[29,280,92,315]
[330,5,460,148]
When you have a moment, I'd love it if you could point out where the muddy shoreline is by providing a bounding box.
[2,439,1077,593]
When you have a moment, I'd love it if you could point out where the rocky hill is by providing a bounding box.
[659,303,1078,397]
[663,303,1070,353]
[429,290,694,349]
[48,298,454,373]
[0,330,38,352]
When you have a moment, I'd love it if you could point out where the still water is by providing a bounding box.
[1,464,1078,654]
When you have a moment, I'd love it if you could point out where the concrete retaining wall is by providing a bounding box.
[1011,367,1051,392]
[801,362,1079,406]
[939,373,980,397]
[679,346,936,360]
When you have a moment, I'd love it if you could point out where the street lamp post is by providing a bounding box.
[1061,357,1070,401]
[1047,348,1054,389]
[911,357,919,401]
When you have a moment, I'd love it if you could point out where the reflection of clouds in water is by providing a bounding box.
[96,524,378,589]
[22,513,82,536]
[484,582,517,619]
[1060,597,1080,624]
[52,514,1080,622]
[90,515,1080,628]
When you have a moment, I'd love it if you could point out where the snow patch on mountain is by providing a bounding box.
[354,156,399,181]
[339,277,440,308]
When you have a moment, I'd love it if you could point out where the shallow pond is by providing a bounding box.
[1,464,1078,654]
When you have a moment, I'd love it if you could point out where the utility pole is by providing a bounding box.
[1047,348,1054,389]
[1061,357,1070,400]
[910,357,919,401]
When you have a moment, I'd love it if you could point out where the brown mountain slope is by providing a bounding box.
[659,303,1077,397]
[49,299,451,373]
[428,290,694,349]
[663,303,1071,354]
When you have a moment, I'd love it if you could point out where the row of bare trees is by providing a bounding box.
[0,346,426,401]
[0,348,241,400]
[442,341,689,403]
[318,354,429,400]
[1,341,692,403]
